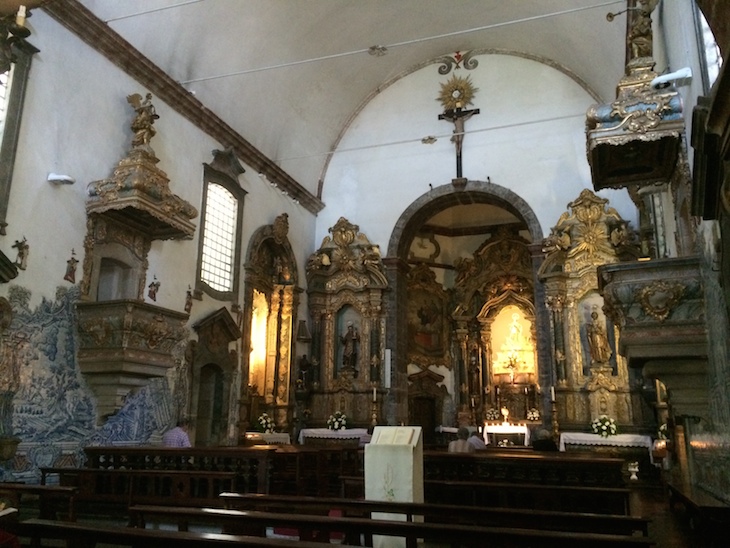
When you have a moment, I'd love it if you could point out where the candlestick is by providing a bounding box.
[16,5,26,27]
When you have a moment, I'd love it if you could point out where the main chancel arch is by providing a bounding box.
[383,181,552,430]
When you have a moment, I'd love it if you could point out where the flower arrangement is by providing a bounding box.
[591,415,618,438]
[327,411,348,430]
[526,408,541,421]
[485,408,501,421]
[257,413,275,433]
[658,423,668,440]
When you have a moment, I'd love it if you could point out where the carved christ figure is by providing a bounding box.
[439,107,480,178]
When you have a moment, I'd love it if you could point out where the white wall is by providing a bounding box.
[2,12,317,320]
[317,53,638,250]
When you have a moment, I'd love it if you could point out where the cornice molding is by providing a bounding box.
[42,0,323,215]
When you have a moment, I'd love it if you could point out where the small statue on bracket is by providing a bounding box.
[147,275,160,301]
[12,237,28,270]
[64,249,78,283]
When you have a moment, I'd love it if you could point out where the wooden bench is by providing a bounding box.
[81,445,276,494]
[0,482,78,521]
[666,480,730,535]
[128,504,656,547]
[423,449,626,487]
[6,518,332,548]
[219,492,651,536]
[40,468,236,508]
[426,479,632,515]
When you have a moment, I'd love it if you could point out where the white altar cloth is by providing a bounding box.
[484,423,531,446]
[298,428,371,446]
[559,432,653,463]
[245,432,291,445]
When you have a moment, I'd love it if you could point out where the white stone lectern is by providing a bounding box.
[364,426,423,548]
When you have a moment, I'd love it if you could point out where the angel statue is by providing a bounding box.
[127,92,159,148]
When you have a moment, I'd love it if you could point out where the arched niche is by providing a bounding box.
[81,217,150,302]
[190,307,240,446]
[240,213,300,436]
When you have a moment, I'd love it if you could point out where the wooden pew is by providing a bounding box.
[666,479,729,538]
[0,483,78,521]
[6,518,332,548]
[127,504,656,547]
[219,492,651,537]
[40,468,236,509]
[81,445,276,494]
[426,479,632,515]
[423,449,626,487]
[340,475,632,515]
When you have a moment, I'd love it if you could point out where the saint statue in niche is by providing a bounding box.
[340,322,360,371]
[587,309,612,365]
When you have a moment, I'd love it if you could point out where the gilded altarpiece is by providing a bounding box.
[452,226,536,423]
[242,214,298,433]
[305,218,387,427]
[537,190,644,430]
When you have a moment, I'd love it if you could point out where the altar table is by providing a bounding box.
[298,428,371,446]
[484,423,531,446]
[244,432,291,445]
[559,432,653,463]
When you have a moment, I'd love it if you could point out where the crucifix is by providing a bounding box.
[437,74,480,180]
[439,106,480,179]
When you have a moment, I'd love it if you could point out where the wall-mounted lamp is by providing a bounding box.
[47,173,76,185]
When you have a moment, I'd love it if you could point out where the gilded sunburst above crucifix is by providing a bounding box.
[437,74,478,111]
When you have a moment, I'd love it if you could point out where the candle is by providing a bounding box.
[471,397,475,408]
[372,387,376,402]
[16,5,26,27]
[550,386,555,401]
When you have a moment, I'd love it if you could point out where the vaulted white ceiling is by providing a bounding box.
[74,1,630,199]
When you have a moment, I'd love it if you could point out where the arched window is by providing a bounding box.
[196,163,246,300]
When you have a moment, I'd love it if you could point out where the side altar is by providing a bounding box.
[298,218,388,429]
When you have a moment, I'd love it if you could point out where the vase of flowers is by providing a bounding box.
[327,411,347,430]
[526,408,541,421]
[591,415,618,437]
[257,413,275,433]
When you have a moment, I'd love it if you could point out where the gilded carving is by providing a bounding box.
[86,93,197,242]
[636,280,685,322]
[305,218,388,425]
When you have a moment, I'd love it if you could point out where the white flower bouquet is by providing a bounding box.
[485,407,501,421]
[658,423,668,440]
[257,413,275,433]
[526,408,541,421]
[327,411,348,430]
[591,415,618,438]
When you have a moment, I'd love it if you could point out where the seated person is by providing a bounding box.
[448,427,476,453]
[162,418,192,448]
[532,428,558,451]
[467,431,487,450]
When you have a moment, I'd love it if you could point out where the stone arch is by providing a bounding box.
[386,180,543,259]
[381,180,545,425]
